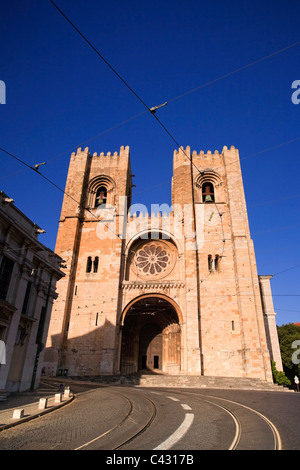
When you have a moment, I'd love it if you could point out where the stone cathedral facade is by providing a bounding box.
[43,144,282,382]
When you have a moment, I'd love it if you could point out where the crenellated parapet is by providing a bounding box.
[91,145,130,159]
[70,146,90,158]
[71,145,130,159]
[127,211,174,236]
[127,210,173,221]
[125,209,187,251]
[173,145,238,170]
[47,141,276,382]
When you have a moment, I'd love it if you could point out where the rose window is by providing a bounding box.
[134,242,173,277]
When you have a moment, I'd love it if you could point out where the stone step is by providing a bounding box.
[84,374,292,392]
[136,375,284,391]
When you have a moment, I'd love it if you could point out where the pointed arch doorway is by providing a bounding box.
[120,294,182,375]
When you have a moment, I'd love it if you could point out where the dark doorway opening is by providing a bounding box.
[139,323,162,371]
[120,296,181,375]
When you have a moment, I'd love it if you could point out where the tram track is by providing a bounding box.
[42,379,283,450]
[201,397,242,450]
[74,390,157,450]
[112,394,157,450]
[202,393,282,450]
[37,379,160,450]
[1,379,285,450]
[161,389,282,450]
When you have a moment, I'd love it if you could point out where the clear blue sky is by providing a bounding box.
[1,0,300,326]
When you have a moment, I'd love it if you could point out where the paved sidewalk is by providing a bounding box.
[0,388,74,430]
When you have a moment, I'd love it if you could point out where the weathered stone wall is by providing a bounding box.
[45,144,276,382]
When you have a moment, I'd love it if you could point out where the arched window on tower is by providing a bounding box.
[94,256,99,273]
[87,175,116,209]
[95,186,107,208]
[86,256,99,274]
[208,254,212,271]
[202,182,215,203]
[86,257,92,273]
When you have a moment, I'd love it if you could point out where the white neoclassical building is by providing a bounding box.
[0,191,64,393]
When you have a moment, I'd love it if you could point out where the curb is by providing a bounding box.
[0,395,75,431]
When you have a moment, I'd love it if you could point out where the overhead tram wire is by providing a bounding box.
[0,5,298,314]
[5,2,299,187]
[0,110,148,183]
[4,4,297,259]
[49,0,300,188]
[166,40,300,105]
[6,4,300,183]
[9,34,299,182]
[272,263,300,277]
[6,1,291,281]
[49,0,204,179]
[51,0,300,127]
[50,0,220,356]
[43,110,147,165]
[0,146,123,241]
[2,4,298,243]
[49,0,151,115]
[49,1,300,203]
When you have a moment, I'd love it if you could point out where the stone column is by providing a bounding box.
[259,275,283,371]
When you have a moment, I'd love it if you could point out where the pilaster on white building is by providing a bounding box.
[0,191,64,393]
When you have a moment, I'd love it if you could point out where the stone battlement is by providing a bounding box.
[173,145,237,159]
[173,145,239,170]
[72,145,130,159]
[47,143,277,384]
[128,211,173,220]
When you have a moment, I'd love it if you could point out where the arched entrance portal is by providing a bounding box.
[120,295,181,375]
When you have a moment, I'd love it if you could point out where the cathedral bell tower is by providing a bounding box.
[44,146,132,376]
[171,145,273,380]
[44,143,277,383]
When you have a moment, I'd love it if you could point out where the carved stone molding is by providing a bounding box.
[122,281,185,290]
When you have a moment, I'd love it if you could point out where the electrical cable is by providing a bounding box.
[49,0,203,178]
[48,1,221,310]
[3,0,299,194]
[0,111,147,182]
[0,146,123,240]
[5,0,300,202]
[166,41,300,105]
[49,0,151,114]
[273,263,300,277]
[49,0,300,177]
[2,1,299,297]
[46,2,298,321]
[48,0,300,237]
